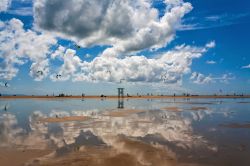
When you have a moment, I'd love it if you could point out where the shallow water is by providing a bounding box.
[0,98,250,166]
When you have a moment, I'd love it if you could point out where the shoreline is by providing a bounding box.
[0,95,250,100]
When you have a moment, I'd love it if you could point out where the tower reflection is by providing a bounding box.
[117,98,124,109]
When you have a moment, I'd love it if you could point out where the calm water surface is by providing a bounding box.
[0,98,250,166]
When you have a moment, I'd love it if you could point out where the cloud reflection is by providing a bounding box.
[0,105,219,165]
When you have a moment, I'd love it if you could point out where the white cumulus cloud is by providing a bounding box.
[49,43,214,84]
[190,72,235,85]
[0,18,215,84]
[0,0,219,86]
[33,0,193,57]
[206,60,216,64]
[190,72,213,84]
[50,49,82,81]
[0,0,12,12]
[242,64,250,69]
[0,18,57,81]
[205,41,216,48]
[216,73,235,84]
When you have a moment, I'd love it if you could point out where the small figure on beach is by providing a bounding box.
[127,93,131,97]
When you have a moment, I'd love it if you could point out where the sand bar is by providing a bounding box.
[104,109,145,117]
[189,107,208,111]
[39,116,91,123]
[220,123,250,129]
[35,136,176,166]
[1,95,250,100]
[162,107,181,111]
[0,148,52,166]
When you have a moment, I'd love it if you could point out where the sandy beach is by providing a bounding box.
[30,136,177,166]
[39,116,91,123]
[0,148,52,166]
[1,95,250,100]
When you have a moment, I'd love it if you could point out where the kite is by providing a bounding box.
[56,74,62,79]
[37,70,43,75]
[5,82,9,87]
[75,44,81,49]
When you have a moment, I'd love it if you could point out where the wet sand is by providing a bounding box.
[39,116,91,123]
[161,106,209,112]
[162,107,181,111]
[0,148,52,166]
[163,101,214,105]
[237,102,250,104]
[219,123,250,128]
[34,136,176,166]
[189,107,208,111]
[104,109,146,117]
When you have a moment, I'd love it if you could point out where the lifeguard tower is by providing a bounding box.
[117,88,124,108]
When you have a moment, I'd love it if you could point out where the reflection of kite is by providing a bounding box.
[56,74,62,79]
[5,82,9,87]
[161,75,167,82]
[4,105,8,111]
[90,75,96,82]
[1,104,9,111]
[161,72,170,82]
[161,73,167,80]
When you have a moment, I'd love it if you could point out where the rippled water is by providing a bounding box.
[1,98,250,166]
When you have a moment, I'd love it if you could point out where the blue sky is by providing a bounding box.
[0,0,250,95]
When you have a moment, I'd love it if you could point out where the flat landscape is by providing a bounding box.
[1,0,250,165]
[1,97,250,166]
[1,95,250,99]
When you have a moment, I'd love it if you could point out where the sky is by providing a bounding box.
[0,0,250,96]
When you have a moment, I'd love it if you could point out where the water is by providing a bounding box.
[0,98,250,166]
